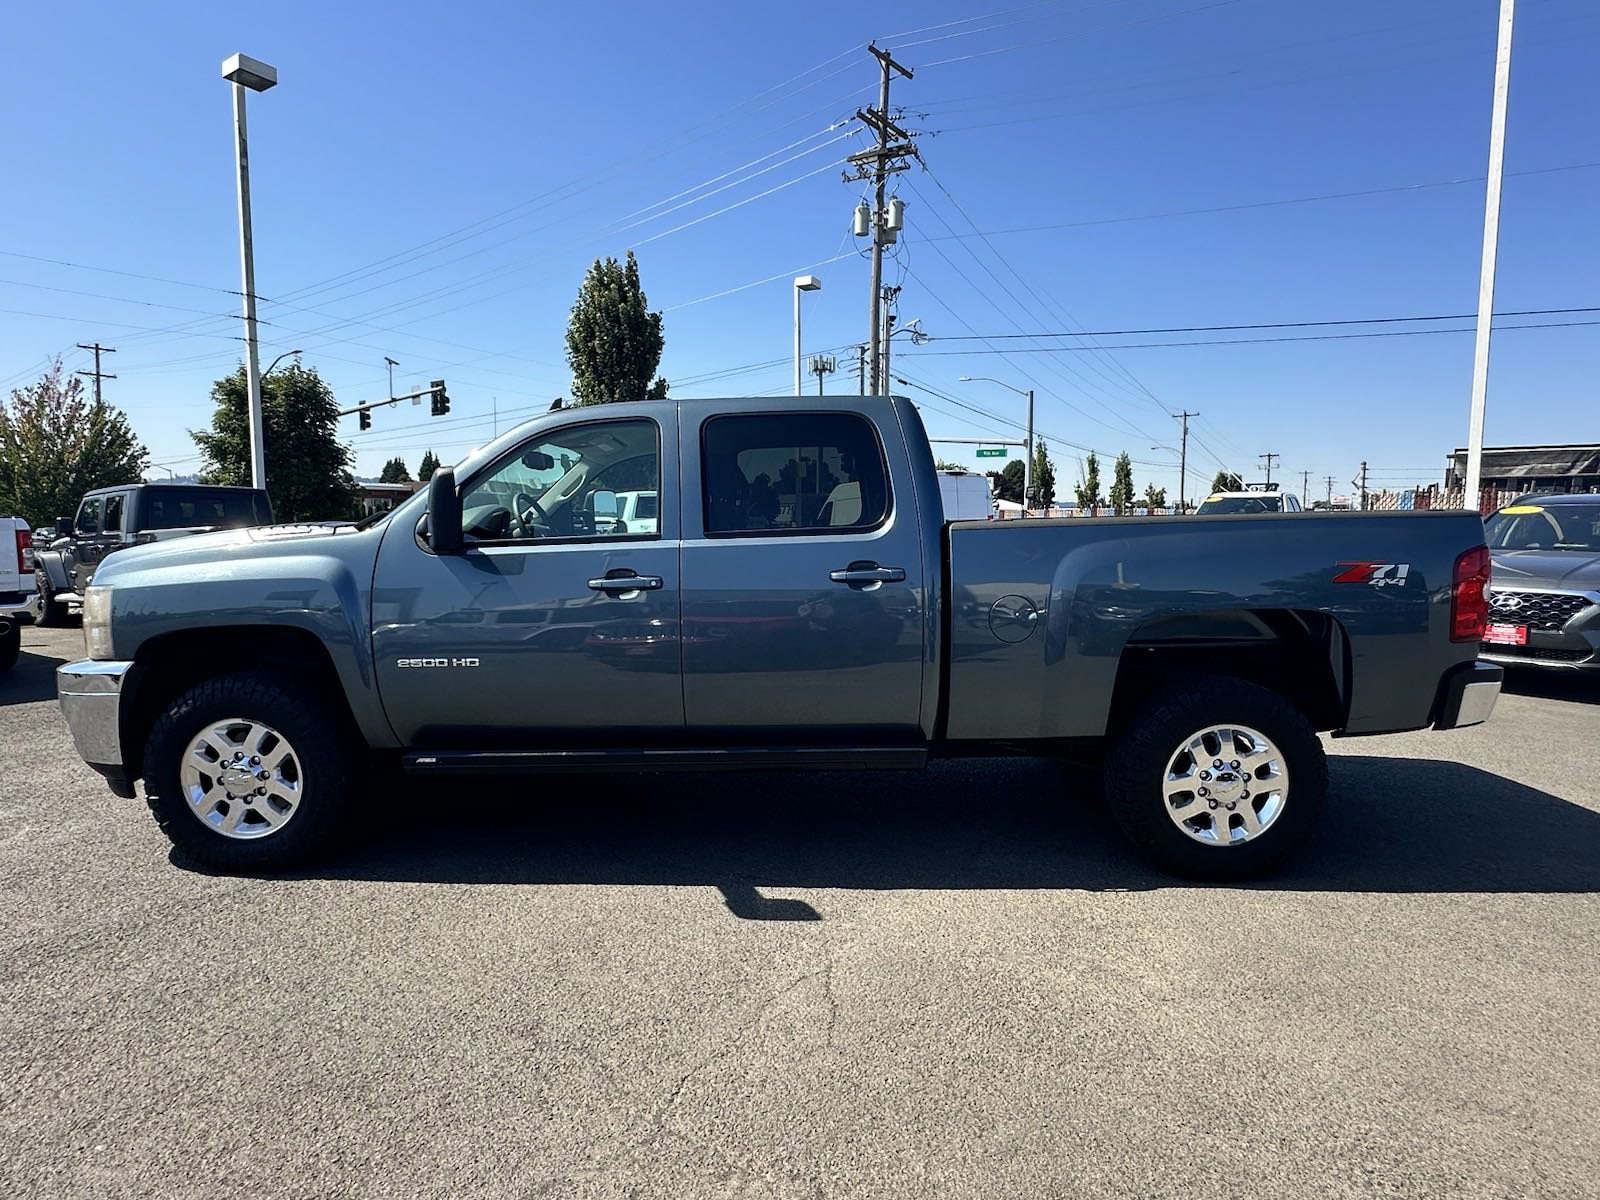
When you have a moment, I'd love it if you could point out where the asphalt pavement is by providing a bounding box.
[2,623,1598,1198]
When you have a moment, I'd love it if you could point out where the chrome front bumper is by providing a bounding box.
[58,660,134,790]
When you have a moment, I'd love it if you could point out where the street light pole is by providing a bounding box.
[793,275,821,394]
[960,376,1034,517]
[1465,0,1517,509]
[221,53,278,492]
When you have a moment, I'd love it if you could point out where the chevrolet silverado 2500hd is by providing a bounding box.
[56,396,1501,878]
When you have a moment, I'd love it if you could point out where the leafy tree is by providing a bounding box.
[0,358,147,525]
[988,460,1024,504]
[417,450,440,482]
[934,458,966,472]
[565,250,668,406]
[1143,482,1168,510]
[1109,451,1135,516]
[1031,438,1056,508]
[379,456,412,484]
[1211,470,1243,492]
[192,363,355,521]
[1074,450,1103,514]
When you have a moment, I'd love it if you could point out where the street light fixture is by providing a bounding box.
[263,349,302,379]
[793,275,821,395]
[960,376,1035,516]
[221,52,278,492]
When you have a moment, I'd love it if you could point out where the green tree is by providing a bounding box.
[1143,482,1168,510]
[1211,470,1243,492]
[1074,450,1103,514]
[565,250,668,406]
[417,450,440,482]
[988,460,1024,504]
[0,358,147,526]
[934,458,966,472]
[1109,451,1135,516]
[379,456,411,484]
[192,363,355,521]
[1030,438,1056,508]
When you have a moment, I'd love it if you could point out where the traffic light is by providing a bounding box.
[358,406,371,431]
[430,379,449,416]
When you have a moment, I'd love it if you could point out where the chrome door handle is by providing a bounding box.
[588,573,663,593]
[829,565,906,585]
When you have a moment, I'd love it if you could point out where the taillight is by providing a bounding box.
[15,528,30,575]
[1451,544,1491,642]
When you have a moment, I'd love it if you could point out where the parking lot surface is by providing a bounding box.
[3,622,1598,1198]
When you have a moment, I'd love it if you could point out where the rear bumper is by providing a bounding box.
[1433,660,1503,730]
[57,659,137,797]
[0,588,41,627]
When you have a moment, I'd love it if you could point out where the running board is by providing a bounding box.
[402,746,929,775]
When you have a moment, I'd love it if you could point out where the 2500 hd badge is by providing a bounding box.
[396,658,480,668]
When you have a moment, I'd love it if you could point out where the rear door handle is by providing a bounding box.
[588,572,663,593]
[829,564,907,586]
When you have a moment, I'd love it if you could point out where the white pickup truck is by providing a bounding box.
[0,516,40,671]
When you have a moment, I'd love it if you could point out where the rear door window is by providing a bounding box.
[702,412,890,536]
[103,493,125,533]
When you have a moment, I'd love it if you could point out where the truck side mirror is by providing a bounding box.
[56,517,73,538]
[590,489,620,523]
[428,468,463,554]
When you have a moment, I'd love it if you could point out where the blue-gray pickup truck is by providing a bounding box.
[57,396,1501,878]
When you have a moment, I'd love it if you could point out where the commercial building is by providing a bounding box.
[1444,444,1600,496]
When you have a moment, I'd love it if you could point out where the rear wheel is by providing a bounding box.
[0,621,18,671]
[142,671,355,872]
[1104,675,1326,880]
[35,569,68,626]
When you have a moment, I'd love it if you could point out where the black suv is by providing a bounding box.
[34,484,272,623]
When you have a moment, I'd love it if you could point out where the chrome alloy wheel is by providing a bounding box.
[179,718,305,840]
[1161,724,1288,847]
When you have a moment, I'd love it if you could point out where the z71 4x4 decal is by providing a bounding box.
[1333,562,1411,587]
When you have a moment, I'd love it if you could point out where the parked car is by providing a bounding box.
[0,515,41,671]
[610,490,659,536]
[1479,493,1600,670]
[57,396,1499,879]
[34,483,273,623]
[1195,490,1304,514]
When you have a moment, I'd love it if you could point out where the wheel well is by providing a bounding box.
[121,626,358,781]
[1109,609,1349,735]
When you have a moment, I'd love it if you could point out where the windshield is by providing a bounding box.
[1197,495,1281,515]
[1484,501,1600,551]
[142,488,268,529]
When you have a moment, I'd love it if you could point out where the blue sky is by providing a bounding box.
[2,0,1596,502]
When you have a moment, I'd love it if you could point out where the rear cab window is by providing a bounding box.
[701,412,890,537]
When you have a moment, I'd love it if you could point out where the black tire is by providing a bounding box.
[35,569,68,626]
[0,621,18,672]
[142,670,355,873]
[1104,674,1327,880]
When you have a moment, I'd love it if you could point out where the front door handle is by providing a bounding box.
[829,563,907,587]
[588,571,663,594]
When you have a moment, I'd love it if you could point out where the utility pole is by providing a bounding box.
[1300,469,1310,501]
[1325,475,1336,507]
[1466,0,1518,506]
[856,345,868,395]
[1259,451,1279,488]
[1172,410,1197,511]
[1354,462,1370,511]
[846,44,916,395]
[74,343,117,405]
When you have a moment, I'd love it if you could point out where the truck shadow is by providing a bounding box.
[241,754,1600,911]
[0,643,68,706]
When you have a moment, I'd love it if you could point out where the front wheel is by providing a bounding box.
[35,569,69,626]
[1104,675,1327,880]
[143,671,355,872]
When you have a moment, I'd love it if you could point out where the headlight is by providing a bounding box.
[83,586,115,659]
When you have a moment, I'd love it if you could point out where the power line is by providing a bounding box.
[905,318,1600,354]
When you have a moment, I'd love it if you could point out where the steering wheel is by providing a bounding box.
[513,491,552,538]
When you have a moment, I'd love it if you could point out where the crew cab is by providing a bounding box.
[0,515,40,671]
[56,397,1500,879]
[34,483,272,622]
